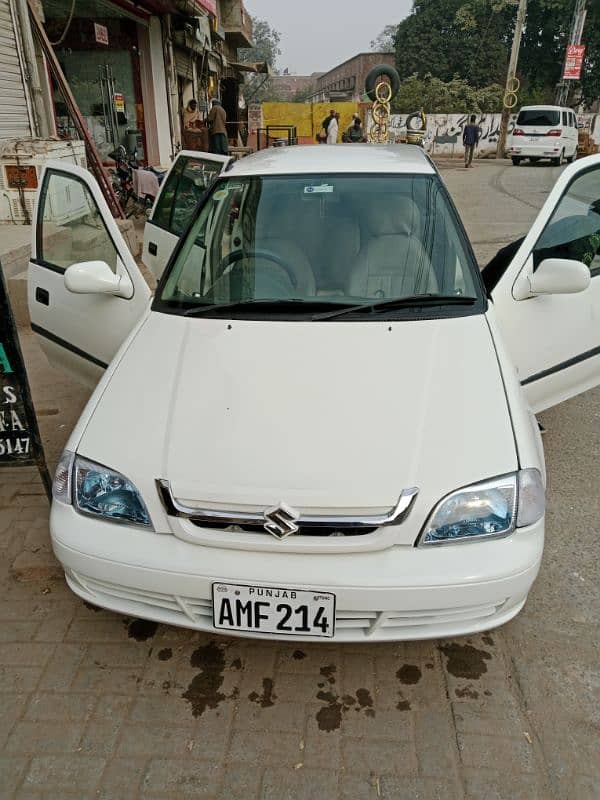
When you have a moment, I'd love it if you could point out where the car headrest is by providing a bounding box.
[362,195,420,237]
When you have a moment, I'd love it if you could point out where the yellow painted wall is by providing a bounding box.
[262,102,359,141]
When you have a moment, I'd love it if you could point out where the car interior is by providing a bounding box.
[200,181,472,303]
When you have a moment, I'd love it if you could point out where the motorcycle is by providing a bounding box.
[108,145,165,218]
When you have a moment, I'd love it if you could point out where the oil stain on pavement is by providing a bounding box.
[439,642,492,679]
[182,641,226,717]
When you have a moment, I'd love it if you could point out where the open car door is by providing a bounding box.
[28,162,151,388]
[142,151,231,280]
[491,154,600,413]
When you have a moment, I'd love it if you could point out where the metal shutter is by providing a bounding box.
[0,0,32,138]
[174,48,193,79]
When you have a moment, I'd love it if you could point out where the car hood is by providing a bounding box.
[79,312,517,525]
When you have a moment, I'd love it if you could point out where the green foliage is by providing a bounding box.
[394,0,513,88]
[238,17,282,68]
[391,74,503,113]
[239,17,283,103]
[393,0,600,108]
[370,24,398,52]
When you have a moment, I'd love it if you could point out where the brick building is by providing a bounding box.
[268,73,323,102]
[308,52,396,103]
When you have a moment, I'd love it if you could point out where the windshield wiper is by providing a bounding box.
[182,299,339,317]
[313,294,477,321]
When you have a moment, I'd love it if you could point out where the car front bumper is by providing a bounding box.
[51,503,544,642]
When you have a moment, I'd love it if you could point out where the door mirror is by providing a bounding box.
[64,261,133,299]
[528,258,590,296]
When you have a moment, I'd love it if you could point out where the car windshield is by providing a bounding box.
[516,109,561,127]
[156,173,483,319]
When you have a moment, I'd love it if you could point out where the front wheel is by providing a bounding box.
[511,157,521,166]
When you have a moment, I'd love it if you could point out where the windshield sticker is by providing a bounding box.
[213,189,229,201]
[304,184,334,195]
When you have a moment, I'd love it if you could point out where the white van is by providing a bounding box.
[508,105,579,166]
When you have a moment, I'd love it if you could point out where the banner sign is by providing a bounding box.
[0,261,51,498]
[563,44,585,80]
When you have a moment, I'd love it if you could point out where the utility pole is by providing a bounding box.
[497,0,527,159]
[555,0,587,107]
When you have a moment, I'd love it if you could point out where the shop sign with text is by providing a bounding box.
[0,262,50,496]
[563,44,585,80]
[94,23,109,45]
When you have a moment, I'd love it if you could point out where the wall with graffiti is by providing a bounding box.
[378,112,600,157]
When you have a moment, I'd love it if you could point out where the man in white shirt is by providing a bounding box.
[327,112,339,144]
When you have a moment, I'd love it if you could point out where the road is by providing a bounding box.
[1,159,598,799]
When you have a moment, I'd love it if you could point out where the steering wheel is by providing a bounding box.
[218,249,298,289]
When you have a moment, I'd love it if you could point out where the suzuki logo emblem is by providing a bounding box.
[264,503,300,539]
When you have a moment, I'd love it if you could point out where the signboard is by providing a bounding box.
[114,93,125,114]
[195,0,217,15]
[0,262,51,498]
[563,44,585,80]
[94,23,109,45]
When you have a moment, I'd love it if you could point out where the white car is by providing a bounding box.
[508,105,579,166]
[28,146,600,641]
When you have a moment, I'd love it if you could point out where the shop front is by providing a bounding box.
[43,0,169,164]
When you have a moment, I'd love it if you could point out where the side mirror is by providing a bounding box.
[515,257,591,299]
[528,258,590,296]
[64,261,133,299]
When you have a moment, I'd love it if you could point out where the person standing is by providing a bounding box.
[208,99,228,155]
[327,112,339,144]
[347,117,365,143]
[463,115,481,168]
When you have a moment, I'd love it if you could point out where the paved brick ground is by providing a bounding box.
[1,161,599,799]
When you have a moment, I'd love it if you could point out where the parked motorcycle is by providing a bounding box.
[108,145,163,218]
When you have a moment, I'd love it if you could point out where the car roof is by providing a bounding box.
[226,144,435,178]
[517,105,569,111]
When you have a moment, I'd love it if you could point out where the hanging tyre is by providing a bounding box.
[365,64,401,102]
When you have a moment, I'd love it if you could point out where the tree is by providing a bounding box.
[370,24,398,52]
[394,0,514,89]
[391,74,503,113]
[238,17,281,69]
[238,17,283,103]
[392,0,599,107]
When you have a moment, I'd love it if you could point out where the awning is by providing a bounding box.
[228,61,271,75]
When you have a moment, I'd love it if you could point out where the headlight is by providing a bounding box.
[52,450,153,530]
[419,469,544,546]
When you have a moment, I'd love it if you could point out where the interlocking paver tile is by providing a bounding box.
[141,758,223,798]
[261,766,338,800]
[23,754,106,792]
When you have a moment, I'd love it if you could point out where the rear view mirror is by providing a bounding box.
[64,261,133,299]
[528,258,590,296]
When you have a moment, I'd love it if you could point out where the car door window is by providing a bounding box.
[38,170,119,273]
[562,111,568,126]
[151,156,223,236]
[533,167,600,275]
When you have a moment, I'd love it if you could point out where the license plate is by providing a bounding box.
[528,136,538,142]
[212,583,336,638]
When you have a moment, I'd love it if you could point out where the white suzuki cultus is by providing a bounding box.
[28,146,600,641]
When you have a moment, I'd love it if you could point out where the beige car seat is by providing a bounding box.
[346,196,437,298]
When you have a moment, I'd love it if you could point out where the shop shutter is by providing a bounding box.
[174,48,194,80]
[0,0,32,138]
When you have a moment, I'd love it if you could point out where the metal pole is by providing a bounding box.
[555,0,587,107]
[497,0,527,159]
[14,0,49,137]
